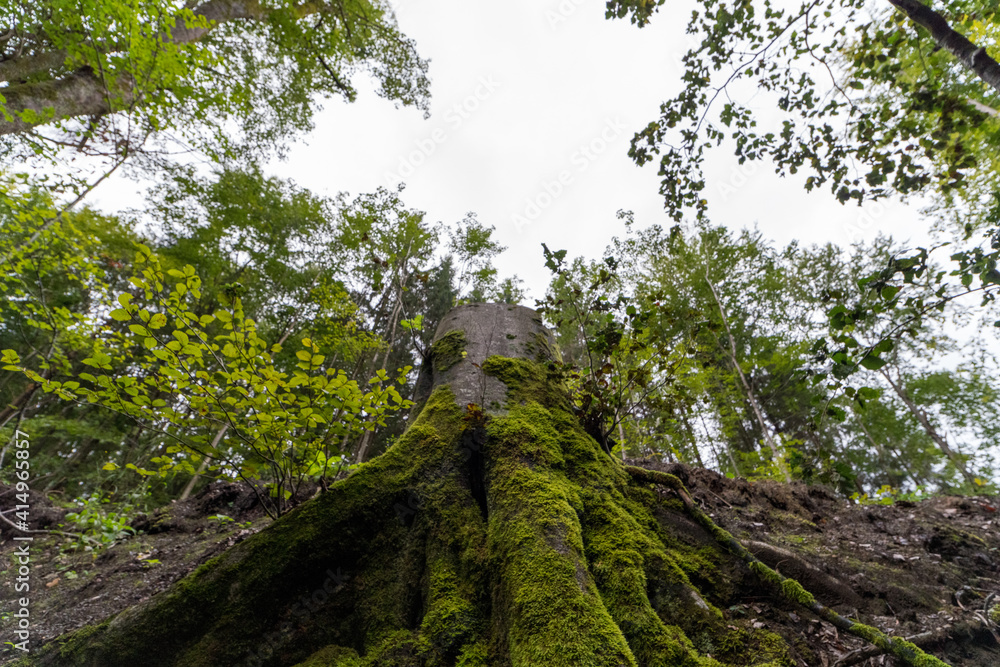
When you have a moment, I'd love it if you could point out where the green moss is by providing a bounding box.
[291,645,361,667]
[485,402,637,666]
[416,557,480,663]
[715,627,794,667]
[747,561,816,606]
[359,630,420,666]
[989,603,1000,625]
[848,624,950,667]
[479,362,734,666]
[579,484,722,666]
[431,330,467,373]
[456,641,488,666]
[481,355,573,413]
[485,402,566,468]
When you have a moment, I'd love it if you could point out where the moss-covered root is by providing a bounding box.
[624,466,953,667]
[485,412,638,666]
[10,388,471,667]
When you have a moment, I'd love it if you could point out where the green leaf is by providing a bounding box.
[880,285,900,301]
[110,308,131,321]
[859,355,887,371]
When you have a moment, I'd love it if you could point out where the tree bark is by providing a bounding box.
[887,0,1000,96]
[704,276,791,482]
[879,368,977,488]
[0,0,295,135]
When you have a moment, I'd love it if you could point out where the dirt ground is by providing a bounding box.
[0,480,271,663]
[639,461,1000,667]
[1,465,998,666]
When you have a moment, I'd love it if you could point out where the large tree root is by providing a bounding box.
[624,465,952,667]
[10,304,957,667]
[9,387,791,667]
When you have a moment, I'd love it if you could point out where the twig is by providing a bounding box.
[0,510,101,546]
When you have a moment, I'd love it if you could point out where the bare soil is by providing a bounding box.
[641,461,1000,667]
[0,480,272,663]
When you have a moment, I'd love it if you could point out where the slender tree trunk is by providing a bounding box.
[704,276,791,481]
[879,368,977,487]
[678,404,705,468]
[0,383,38,429]
[179,423,229,501]
[855,418,919,490]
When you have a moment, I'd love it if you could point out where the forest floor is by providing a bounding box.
[1,464,998,667]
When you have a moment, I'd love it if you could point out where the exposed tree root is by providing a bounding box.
[833,620,989,666]
[9,305,810,667]
[624,465,953,667]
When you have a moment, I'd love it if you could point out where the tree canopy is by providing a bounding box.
[0,0,429,160]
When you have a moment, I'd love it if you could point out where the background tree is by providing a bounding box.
[0,0,429,157]
[540,217,999,493]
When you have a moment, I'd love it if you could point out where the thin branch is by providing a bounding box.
[0,510,102,547]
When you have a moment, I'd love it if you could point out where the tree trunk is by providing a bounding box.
[704,276,791,482]
[9,304,921,667]
[879,369,978,488]
[887,0,1000,95]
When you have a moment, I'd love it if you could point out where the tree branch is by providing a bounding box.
[0,50,70,84]
[0,0,273,135]
[887,0,1000,95]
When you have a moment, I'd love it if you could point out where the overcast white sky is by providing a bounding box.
[96,0,928,301]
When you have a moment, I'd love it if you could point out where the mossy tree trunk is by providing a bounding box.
[18,304,804,667]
